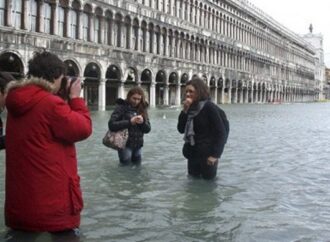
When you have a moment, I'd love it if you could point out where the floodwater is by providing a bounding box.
[1,102,330,241]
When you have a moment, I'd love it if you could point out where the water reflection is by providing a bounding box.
[2,103,330,241]
[2,229,81,242]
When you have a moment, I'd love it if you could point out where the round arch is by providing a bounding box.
[0,52,24,78]
[83,62,101,109]
[64,59,80,77]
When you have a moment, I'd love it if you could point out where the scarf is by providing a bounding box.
[184,100,207,146]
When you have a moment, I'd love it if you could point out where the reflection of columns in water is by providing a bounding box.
[98,79,106,111]
[118,83,125,99]
[150,82,156,107]
[164,84,169,106]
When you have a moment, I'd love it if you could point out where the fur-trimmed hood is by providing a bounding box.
[6,77,54,93]
[5,77,56,117]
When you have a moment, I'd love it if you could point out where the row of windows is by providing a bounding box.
[0,0,314,82]
[0,0,313,66]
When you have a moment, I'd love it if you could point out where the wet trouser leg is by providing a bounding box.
[188,157,218,179]
[187,157,202,177]
[131,148,142,165]
[201,159,218,180]
[118,147,132,165]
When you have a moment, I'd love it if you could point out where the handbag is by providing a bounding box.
[102,129,129,150]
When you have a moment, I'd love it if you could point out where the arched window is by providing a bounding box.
[12,0,23,29]
[29,0,37,31]
[43,3,52,34]
[57,6,65,36]
[69,9,78,39]
[0,0,5,26]
[82,12,89,41]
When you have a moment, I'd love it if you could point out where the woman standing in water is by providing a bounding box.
[177,77,229,179]
[108,87,151,165]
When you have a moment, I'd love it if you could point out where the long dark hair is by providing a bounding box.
[126,86,149,119]
[186,76,210,102]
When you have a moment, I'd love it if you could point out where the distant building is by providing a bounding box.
[0,0,318,110]
[324,68,330,99]
[302,25,326,100]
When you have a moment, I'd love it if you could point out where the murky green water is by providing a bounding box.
[1,103,330,241]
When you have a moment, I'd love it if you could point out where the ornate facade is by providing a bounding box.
[0,0,318,110]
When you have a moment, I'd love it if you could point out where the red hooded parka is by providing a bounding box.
[4,78,92,232]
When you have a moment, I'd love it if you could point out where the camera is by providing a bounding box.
[57,76,83,100]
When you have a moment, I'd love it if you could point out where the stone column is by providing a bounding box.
[51,3,57,34]
[135,26,140,51]
[214,86,218,104]
[6,0,12,27]
[164,85,169,106]
[99,16,104,44]
[118,83,125,99]
[177,37,181,58]
[245,88,249,103]
[186,40,190,60]
[98,79,106,111]
[23,0,30,30]
[233,87,237,104]
[200,8,204,27]
[130,24,135,50]
[77,10,83,39]
[89,14,94,42]
[145,29,150,53]
[38,1,44,32]
[228,83,232,104]
[64,7,69,37]
[150,82,156,107]
[170,0,174,15]
[164,34,168,56]
[239,88,243,103]
[176,84,181,106]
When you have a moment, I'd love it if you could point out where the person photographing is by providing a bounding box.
[4,51,92,233]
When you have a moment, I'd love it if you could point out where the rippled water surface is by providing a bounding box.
[1,103,330,241]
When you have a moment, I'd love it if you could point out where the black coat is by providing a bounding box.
[108,99,151,149]
[177,101,227,159]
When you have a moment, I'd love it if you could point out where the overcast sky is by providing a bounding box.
[248,0,330,67]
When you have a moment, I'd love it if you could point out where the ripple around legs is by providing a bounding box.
[2,103,330,241]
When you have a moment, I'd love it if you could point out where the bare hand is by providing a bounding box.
[207,156,218,166]
[130,115,144,125]
[135,115,144,124]
[183,98,193,112]
[69,78,82,99]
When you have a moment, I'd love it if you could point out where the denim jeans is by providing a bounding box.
[118,146,142,165]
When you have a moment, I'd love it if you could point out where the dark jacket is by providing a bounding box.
[108,98,151,149]
[5,78,92,232]
[177,100,227,159]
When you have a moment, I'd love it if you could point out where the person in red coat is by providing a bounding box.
[4,51,92,233]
